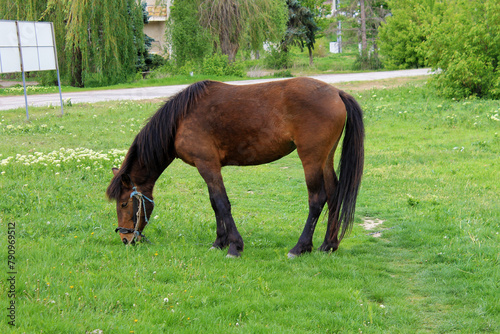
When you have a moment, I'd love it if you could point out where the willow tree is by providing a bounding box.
[0,0,48,20]
[65,0,145,87]
[198,0,287,62]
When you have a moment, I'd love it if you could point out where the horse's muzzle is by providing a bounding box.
[122,236,136,245]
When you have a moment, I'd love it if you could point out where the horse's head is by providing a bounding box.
[110,168,154,245]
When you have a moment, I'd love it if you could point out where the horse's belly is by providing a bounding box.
[175,121,296,167]
[219,138,297,166]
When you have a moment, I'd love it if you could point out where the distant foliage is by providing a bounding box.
[273,69,294,78]
[379,0,500,99]
[201,53,245,77]
[167,0,287,66]
[425,0,500,99]
[264,46,292,69]
[352,52,383,71]
[65,0,144,87]
[167,0,212,67]
[336,0,389,70]
[199,0,288,62]
[378,0,440,69]
[0,0,47,20]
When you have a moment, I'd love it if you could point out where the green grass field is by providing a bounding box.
[1,78,499,333]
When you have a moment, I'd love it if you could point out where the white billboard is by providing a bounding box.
[0,20,62,120]
[0,20,58,73]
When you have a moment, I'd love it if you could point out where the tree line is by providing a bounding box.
[1,0,499,99]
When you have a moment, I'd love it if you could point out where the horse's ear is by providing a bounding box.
[112,168,119,176]
[120,174,133,188]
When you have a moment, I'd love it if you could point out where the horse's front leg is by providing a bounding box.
[196,162,244,257]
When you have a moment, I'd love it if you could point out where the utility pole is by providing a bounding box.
[360,0,367,53]
[332,0,342,53]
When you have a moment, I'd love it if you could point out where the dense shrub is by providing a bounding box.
[378,0,440,69]
[201,53,245,77]
[264,47,292,69]
[426,0,500,99]
[352,51,383,71]
[380,0,500,99]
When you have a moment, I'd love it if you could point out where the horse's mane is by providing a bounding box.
[106,80,212,200]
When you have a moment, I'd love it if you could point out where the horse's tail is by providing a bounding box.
[328,90,365,241]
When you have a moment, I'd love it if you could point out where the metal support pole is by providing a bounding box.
[51,22,63,116]
[15,21,29,120]
[336,0,342,53]
[22,70,29,120]
[57,68,63,115]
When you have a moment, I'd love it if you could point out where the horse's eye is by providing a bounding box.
[121,202,128,208]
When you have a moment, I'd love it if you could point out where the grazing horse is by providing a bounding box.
[106,77,364,257]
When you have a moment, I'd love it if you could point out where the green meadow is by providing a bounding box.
[0,78,499,333]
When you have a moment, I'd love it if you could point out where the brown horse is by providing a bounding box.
[106,77,364,257]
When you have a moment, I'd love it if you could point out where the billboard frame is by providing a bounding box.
[0,20,63,120]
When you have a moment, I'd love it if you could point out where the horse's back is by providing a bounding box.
[174,78,347,167]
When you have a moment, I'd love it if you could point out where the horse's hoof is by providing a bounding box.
[227,244,241,258]
[318,243,338,253]
[226,253,240,258]
[287,252,298,259]
[209,246,217,251]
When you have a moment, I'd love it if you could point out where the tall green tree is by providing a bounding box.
[338,0,388,69]
[242,0,288,55]
[167,0,212,67]
[39,0,70,85]
[65,0,144,87]
[0,0,48,20]
[282,0,319,66]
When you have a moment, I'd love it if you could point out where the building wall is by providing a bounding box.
[143,0,171,55]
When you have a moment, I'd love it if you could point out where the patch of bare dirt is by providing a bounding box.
[337,75,428,92]
[361,217,386,238]
[0,80,39,88]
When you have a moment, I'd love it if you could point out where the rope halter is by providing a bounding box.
[115,185,154,244]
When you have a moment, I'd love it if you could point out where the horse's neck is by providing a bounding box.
[130,158,173,194]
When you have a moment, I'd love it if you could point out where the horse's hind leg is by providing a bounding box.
[319,150,341,252]
[288,160,327,258]
[196,162,244,257]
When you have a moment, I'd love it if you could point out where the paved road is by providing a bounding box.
[0,68,431,111]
